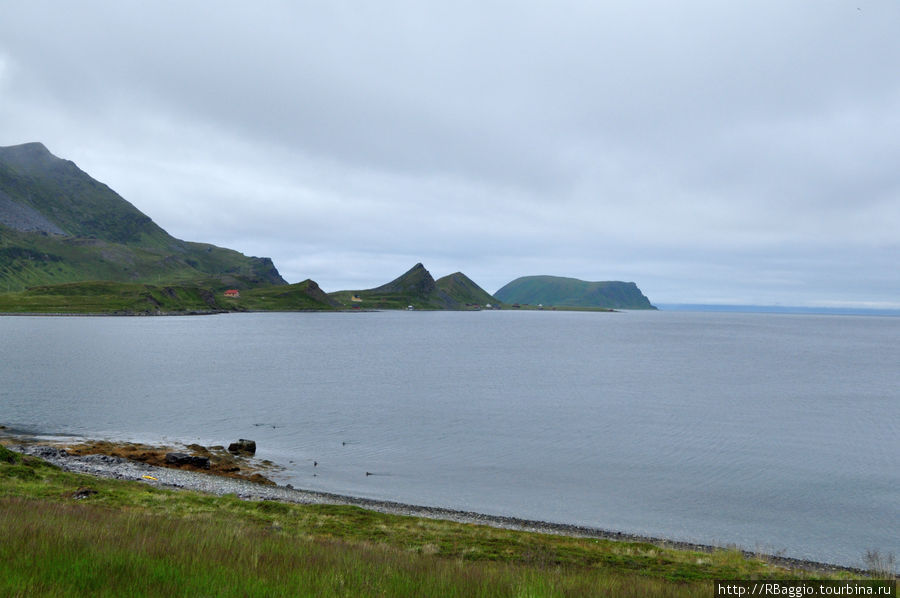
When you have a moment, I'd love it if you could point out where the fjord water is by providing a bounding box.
[2,310,897,568]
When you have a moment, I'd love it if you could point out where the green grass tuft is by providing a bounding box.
[0,444,19,464]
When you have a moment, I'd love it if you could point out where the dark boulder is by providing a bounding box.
[165,452,210,469]
[228,439,256,456]
[71,487,98,500]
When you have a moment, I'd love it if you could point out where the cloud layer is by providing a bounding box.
[2,1,898,306]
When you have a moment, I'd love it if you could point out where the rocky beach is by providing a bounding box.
[2,436,868,577]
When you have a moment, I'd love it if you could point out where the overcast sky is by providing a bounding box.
[1,1,898,307]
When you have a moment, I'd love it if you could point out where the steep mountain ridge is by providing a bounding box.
[0,142,286,291]
[330,264,497,310]
[435,272,498,306]
[370,263,440,296]
[0,142,170,245]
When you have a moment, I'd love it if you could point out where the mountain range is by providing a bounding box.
[328,264,497,310]
[0,142,655,313]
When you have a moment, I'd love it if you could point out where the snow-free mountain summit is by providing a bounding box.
[0,142,285,291]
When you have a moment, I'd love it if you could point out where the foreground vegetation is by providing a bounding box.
[1,444,875,597]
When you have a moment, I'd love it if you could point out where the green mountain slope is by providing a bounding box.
[435,272,498,307]
[237,279,340,311]
[330,263,467,309]
[495,276,656,309]
[0,142,286,291]
[0,278,342,314]
[0,281,233,314]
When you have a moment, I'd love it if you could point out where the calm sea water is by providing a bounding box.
[1,310,897,568]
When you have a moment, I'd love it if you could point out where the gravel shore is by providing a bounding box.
[11,443,864,576]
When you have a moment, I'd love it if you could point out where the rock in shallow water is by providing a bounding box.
[227,439,256,456]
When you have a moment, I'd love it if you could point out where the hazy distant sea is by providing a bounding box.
[658,303,900,316]
[2,310,897,569]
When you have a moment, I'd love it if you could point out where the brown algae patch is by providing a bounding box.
[45,439,278,485]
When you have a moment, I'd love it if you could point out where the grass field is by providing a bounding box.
[0,281,232,314]
[1,443,878,597]
[0,279,342,314]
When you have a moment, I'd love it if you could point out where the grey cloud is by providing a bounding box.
[1,1,898,307]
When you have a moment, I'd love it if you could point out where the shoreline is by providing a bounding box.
[5,440,867,577]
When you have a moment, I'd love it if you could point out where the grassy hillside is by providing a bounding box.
[233,279,340,311]
[0,444,871,597]
[495,276,656,310]
[330,263,462,310]
[0,225,282,292]
[0,279,344,314]
[435,272,498,307]
[0,142,286,291]
[0,281,233,314]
